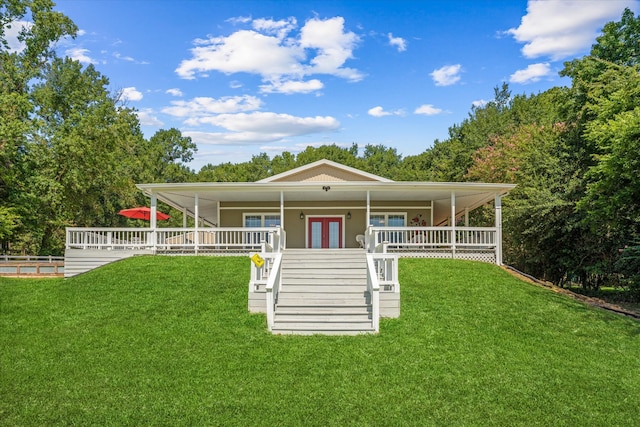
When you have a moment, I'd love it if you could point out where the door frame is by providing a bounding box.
[305,215,346,249]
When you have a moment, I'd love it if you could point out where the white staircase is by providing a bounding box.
[272,249,374,335]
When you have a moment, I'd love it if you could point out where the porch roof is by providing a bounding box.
[137,181,515,226]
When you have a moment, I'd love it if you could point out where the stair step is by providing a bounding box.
[280,278,366,285]
[280,285,366,293]
[277,298,370,306]
[272,321,373,330]
[276,306,371,315]
[274,313,371,322]
[283,271,365,278]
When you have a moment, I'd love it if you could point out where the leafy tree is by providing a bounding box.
[271,151,297,175]
[358,144,402,179]
[591,8,640,66]
[0,0,77,253]
[138,128,196,183]
[22,57,145,252]
[295,143,359,168]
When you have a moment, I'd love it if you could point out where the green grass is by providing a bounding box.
[1,257,639,426]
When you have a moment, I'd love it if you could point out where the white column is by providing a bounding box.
[366,191,370,226]
[280,191,284,229]
[430,200,434,226]
[182,208,187,228]
[150,193,157,249]
[465,207,469,227]
[194,193,199,254]
[495,194,503,265]
[150,193,157,230]
[451,191,456,258]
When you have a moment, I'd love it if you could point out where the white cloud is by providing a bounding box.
[120,87,143,102]
[509,62,551,84]
[252,17,297,39]
[175,15,362,91]
[507,0,635,60]
[299,17,362,81]
[136,109,163,126]
[166,88,184,97]
[388,33,407,52]
[472,99,488,108]
[113,51,135,62]
[183,112,340,144]
[3,20,32,52]
[176,29,305,79]
[367,106,405,117]
[260,79,324,94]
[162,95,262,118]
[227,15,252,25]
[430,64,462,86]
[66,47,97,64]
[414,104,443,116]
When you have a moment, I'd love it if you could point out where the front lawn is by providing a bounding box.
[1,257,638,425]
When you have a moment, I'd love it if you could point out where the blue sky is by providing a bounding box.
[36,1,640,168]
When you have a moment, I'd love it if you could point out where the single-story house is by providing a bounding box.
[65,159,515,334]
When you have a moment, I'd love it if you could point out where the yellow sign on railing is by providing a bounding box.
[251,253,265,268]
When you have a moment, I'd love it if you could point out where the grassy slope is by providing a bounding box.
[1,257,638,426]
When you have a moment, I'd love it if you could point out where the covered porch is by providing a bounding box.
[65,180,513,264]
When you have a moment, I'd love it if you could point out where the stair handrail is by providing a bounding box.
[265,252,284,331]
[365,253,381,333]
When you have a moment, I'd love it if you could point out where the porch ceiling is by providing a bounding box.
[137,181,515,226]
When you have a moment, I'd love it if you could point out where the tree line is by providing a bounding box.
[1,2,638,298]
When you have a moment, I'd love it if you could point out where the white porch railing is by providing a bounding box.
[366,253,399,333]
[365,226,498,263]
[66,227,286,253]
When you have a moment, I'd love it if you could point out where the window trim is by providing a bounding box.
[242,212,281,228]
[369,212,407,227]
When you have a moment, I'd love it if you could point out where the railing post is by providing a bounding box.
[495,195,503,265]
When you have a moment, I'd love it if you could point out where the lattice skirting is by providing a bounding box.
[155,248,253,256]
[388,248,496,264]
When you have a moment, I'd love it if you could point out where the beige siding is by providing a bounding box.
[271,164,380,182]
[218,199,434,248]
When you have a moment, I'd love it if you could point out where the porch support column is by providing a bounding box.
[150,193,157,250]
[451,191,456,258]
[150,193,157,230]
[366,191,370,225]
[495,194,503,265]
[280,191,284,229]
[280,191,284,250]
[465,207,469,227]
[194,193,199,255]
[182,208,187,228]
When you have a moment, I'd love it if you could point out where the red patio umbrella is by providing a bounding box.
[118,207,170,221]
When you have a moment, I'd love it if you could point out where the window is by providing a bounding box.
[243,213,281,246]
[243,214,281,228]
[369,213,406,227]
[369,212,406,244]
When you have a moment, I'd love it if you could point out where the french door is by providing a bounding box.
[308,217,343,248]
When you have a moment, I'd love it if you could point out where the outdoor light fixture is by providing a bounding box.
[347,211,351,219]
[322,185,331,192]
[300,211,304,219]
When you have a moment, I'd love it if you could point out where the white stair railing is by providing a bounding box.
[366,253,399,332]
[365,254,381,333]
[264,253,283,331]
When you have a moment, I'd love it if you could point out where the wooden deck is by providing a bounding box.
[0,256,65,277]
